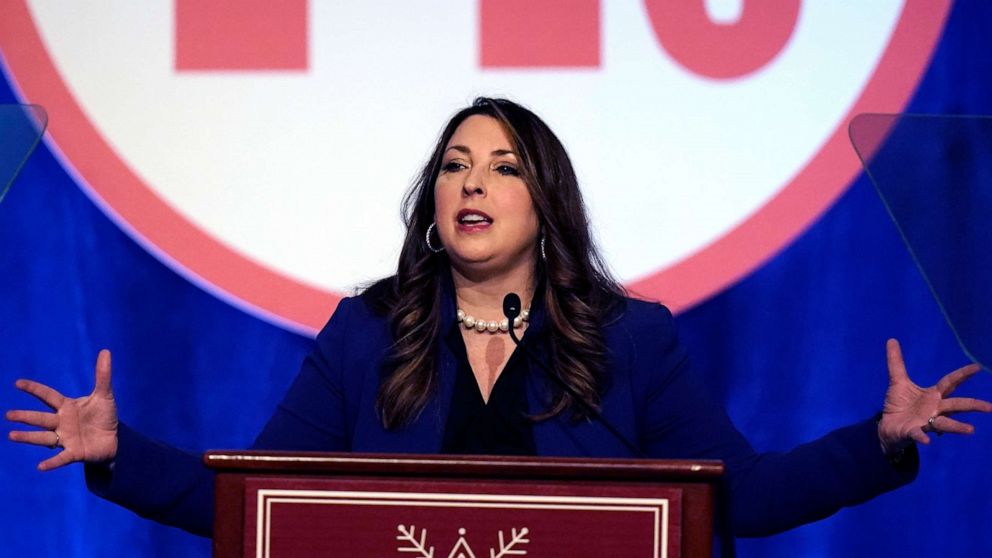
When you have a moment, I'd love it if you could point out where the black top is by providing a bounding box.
[441,322,537,455]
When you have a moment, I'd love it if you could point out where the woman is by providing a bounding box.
[7,98,990,539]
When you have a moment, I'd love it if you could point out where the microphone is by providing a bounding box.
[502,292,522,323]
[503,293,644,458]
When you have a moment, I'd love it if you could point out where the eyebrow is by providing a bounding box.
[444,145,517,157]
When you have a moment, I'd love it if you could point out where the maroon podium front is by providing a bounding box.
[205,451,723,558]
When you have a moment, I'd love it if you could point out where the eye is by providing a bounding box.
[441,161,466,173]
[495,164,520,176]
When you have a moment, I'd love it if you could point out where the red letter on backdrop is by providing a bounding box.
[643,0,799,79]
[175,0,308,71]
[480,0,600,68]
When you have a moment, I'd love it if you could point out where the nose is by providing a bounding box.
[462,183,485,197]
[462,168,486,197]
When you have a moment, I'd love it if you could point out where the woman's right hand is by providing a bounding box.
[6,349,119,471]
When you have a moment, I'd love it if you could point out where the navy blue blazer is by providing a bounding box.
[87,287,916,539]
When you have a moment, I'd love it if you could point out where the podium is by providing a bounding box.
[205,451,724,558]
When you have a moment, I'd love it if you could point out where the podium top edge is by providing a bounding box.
[203,450,724,481]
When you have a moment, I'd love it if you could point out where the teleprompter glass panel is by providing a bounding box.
[850,113,992,371]
[0,104,48,205]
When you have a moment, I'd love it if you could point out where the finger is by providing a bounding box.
[936,363,982,397]
[886,339,909,383]
[939,397,992,416]
[933,416,975,435]
[909,428,931,445]
[8,429,59,447]
[5,410,58,429]
[13,379,66,411]
[38,451,75,472]
[93,349,112,396]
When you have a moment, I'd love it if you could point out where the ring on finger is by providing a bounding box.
[51,430,61,449]
[928,415,943,436]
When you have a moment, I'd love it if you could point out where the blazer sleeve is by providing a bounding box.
[635,303,918,537]
[85,298,358,537]
[85,423,214,537]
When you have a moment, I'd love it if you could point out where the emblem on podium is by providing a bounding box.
[396,525,530,558]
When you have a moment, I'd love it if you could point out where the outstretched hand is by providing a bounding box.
[6,349,119,471]
[878,339,991,456]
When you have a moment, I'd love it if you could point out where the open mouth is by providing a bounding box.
[456,209,493,231]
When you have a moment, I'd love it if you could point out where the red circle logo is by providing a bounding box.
[0,2,950,334]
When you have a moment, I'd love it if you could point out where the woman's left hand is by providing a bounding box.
[878,339,992,456]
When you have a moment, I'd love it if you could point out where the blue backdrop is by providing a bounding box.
[2,2,990,556]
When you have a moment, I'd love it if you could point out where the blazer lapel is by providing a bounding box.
[525,301,638,458]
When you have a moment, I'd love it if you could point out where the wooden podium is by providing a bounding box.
[205,451,724,558]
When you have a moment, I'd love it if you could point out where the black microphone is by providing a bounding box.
[503,293,644,458]
[503,292,522,324]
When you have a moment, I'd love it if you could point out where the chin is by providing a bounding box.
[450,250,496,267]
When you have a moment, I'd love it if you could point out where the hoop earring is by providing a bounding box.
[540,234,547,261]
[426,222,445,253]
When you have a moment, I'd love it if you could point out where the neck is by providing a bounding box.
[450,261,536,317]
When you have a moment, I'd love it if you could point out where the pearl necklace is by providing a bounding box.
[457,307,530,334]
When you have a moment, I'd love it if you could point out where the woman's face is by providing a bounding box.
[434,115,541,276]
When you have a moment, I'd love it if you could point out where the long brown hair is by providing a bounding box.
[368,97,625,429]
